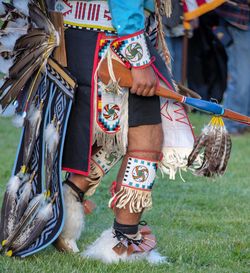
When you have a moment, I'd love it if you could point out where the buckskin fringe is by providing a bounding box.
[109,187,152,214]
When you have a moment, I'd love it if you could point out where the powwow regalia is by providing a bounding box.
[0,0,250,262]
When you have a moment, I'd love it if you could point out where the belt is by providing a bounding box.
[55,0,116,33]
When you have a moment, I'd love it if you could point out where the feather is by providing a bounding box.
[14,29,48,51]
[188,117,232,177]
[0,32,22,52]
[28,3,55,35]
[12,112,25,127]
[0,2,5,16]
[0,57,42,110]
[0,56,13,75]
[13,0,30,16]
[187,133,208,167]
[217,131,232,175]
[11,201,53,254]
[0,1,58,114]
[22,102,43,169]
[15,172,35,222]
[1,17,28,34]
[2,193,45,250]
[0,176,21,244]
[45,120,60,192]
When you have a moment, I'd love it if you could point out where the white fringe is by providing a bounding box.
[109,186,152,213]
[159,147,203,181]
[82,228,167,264]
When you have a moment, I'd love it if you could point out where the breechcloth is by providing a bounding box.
[62,28,174,176]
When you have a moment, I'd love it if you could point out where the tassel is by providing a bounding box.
[109,186,152,214]
[187,116,232,177]
[154,0,171,67]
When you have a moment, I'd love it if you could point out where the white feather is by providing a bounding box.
[4,18,28,35]
[0,78,4,88]
[82,228,167,264]
[0,104,3,115]
[13,0,30,16]
[45,123,59,153]
[0,32,22,52]
[0,2,5,16]
[0,56,13,75]
[12,113,25,128]
[7,175,21,193]
[0,104,16,117]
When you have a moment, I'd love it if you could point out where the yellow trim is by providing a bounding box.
[48,58,77,89]
[64,20,115,32]
[6,250,13,257]
[184,0,226,21]
[183,21,191,30]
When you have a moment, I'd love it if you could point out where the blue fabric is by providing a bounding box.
[166,36,183,83]
[223,23,250,133]
[108,0,154,36]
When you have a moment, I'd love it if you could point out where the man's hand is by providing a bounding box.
[130,66,158,96]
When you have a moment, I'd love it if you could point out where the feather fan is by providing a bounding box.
[0,1,59,114]
[187,116,232,177]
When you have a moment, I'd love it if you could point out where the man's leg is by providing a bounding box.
[55,147,122,253]
[223,24,250,134]
[83,123,165,263]
[114,124,163,225]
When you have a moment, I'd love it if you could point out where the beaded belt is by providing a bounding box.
[55,0,116,33]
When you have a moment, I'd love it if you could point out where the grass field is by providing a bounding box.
[0,113,250,273]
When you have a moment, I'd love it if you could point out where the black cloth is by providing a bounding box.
[62,28,173,174]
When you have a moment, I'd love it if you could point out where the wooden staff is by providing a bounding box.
[98,59,250,125]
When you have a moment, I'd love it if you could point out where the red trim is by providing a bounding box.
[131,56,155,69]
[117,29,144,40]
[151,63,174,91]
[88,32,103,174]
[127,155,159,164]
[62,167,89,176]
[151,64,195,139]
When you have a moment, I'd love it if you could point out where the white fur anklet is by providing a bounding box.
[82,228,166,264]
[54,183,84,253]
